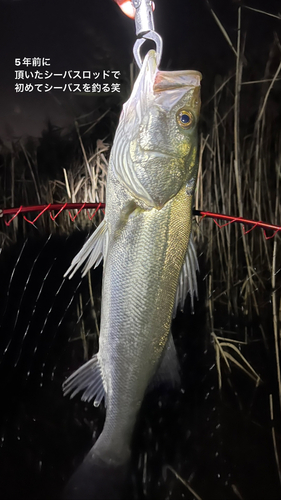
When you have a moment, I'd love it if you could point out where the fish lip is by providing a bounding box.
[145,150,178,159]
[145,150,188,161]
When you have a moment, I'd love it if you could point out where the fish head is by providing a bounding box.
[111,50,202,209]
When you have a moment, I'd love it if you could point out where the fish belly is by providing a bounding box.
[94,176,193,465]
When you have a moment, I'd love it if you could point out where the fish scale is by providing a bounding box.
[71,184,193,465]
[63,49,201,498]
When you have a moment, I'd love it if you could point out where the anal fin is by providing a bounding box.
[62,354,106,407]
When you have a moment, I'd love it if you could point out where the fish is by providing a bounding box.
[62,49,201,499]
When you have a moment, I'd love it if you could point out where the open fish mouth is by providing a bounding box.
[62,47,201,498]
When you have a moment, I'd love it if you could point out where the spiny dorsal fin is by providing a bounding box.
[64,219,108,279]
[62,354,106,407]
[173,234,199,318]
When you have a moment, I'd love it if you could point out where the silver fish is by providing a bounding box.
[63,49,201,498]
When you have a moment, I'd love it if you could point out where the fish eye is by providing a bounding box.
[176,110,194,129]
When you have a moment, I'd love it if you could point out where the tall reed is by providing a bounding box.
[194,14,281,472]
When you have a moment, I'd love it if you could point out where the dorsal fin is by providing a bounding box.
[173,234,199,318]
[148,332,180,392]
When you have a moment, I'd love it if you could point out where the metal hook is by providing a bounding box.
[131,0,163,68]
[133,31,163,69]
[132,0,155,35]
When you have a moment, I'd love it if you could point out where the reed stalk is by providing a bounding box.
[0,6,280,428]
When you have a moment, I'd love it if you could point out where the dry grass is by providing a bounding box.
[0,126,109,247]
[0,2,280,431]
[192,17,281,490]
[0,122,109,362]
[195,11,281,371]
[0,6,280,497]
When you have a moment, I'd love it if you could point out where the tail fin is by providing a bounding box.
[62,454,130,500]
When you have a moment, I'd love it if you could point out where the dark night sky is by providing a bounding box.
[0,0,280,140]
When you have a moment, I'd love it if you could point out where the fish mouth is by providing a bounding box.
[146,150,177,159]
[147,150,188,161]
[154,70,202,93]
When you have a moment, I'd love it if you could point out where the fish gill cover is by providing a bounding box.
[0,1,280,499]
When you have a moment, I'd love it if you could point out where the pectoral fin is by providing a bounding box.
[62,354,106,407]
[173,234,199,317]
[64,219,108,279]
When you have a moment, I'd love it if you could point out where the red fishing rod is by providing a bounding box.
[1,203,280,239]
[0,203,105,225]
[193,210,281,239]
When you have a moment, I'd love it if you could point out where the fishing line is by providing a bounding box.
[11,236,53,348]
[41,278,83,382]
[0,239,28,332]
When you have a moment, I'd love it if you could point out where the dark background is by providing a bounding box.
[0,0,280,140]
[0,1,281,499]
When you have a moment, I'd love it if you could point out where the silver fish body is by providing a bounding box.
[63,50,201,475]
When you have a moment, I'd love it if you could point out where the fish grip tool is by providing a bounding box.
[132,0,163,68]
